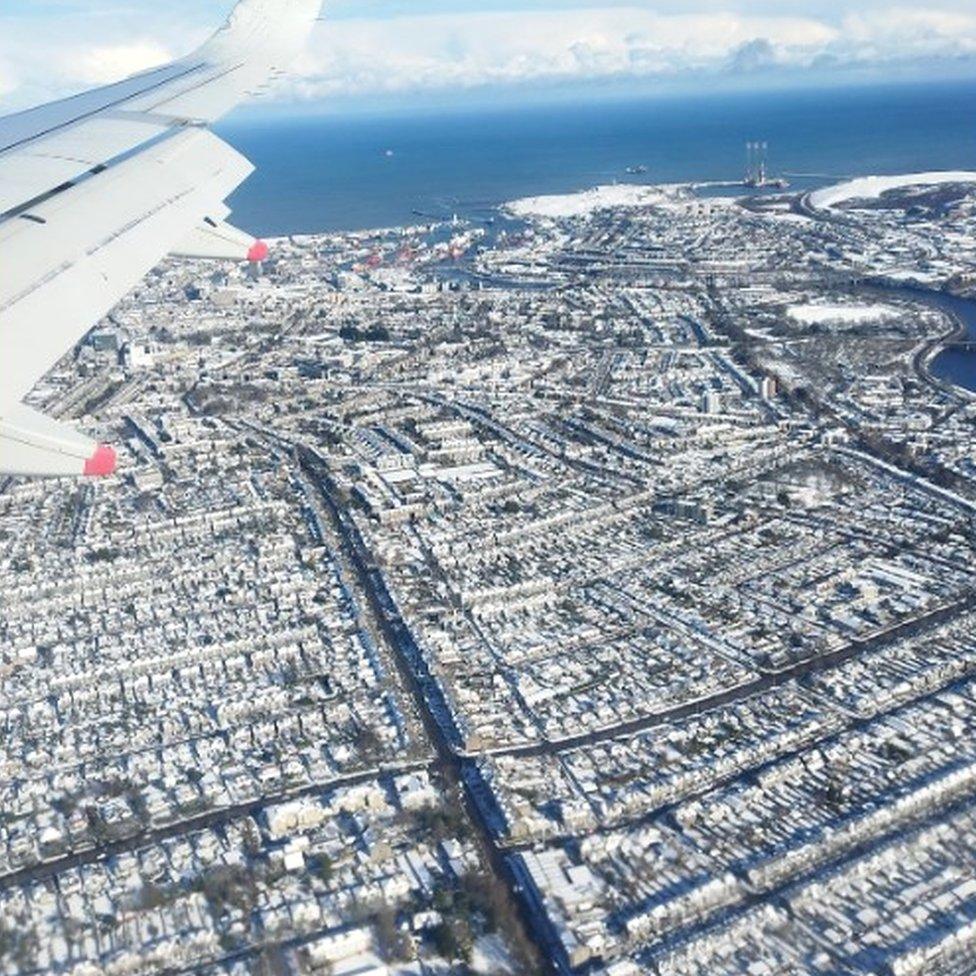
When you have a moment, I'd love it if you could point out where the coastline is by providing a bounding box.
[221,79,976,236]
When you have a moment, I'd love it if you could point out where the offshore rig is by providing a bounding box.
[745,141,790,189]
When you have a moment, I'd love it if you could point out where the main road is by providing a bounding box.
[296,445,562,975]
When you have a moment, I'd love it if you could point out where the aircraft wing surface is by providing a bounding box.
[0,0,321,478]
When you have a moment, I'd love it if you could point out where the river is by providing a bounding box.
[922,292,976,395]
[875,286,976,395]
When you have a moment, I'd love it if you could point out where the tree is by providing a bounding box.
[432,919,473,965]
[196,864,259,917]
[375,903,414,963]
[240,817,263,856]
[308,853,334,885]
[353,724,383,763]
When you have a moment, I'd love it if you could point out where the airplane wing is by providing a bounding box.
[0,0,322,478]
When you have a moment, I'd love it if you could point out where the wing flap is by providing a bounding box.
[0,155,85,215]
[0,128,253,403]
[0,116,177,217]
[171,217,266,261]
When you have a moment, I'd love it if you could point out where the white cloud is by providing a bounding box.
[288,7,843,98]
[0,12,206,110]
[1,3,975,111]
[279,5,976,99]
[0,58,16,98]
[69,41,173,86]
[839,8,976,60]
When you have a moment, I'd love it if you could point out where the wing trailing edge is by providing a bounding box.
[0,404,116,479]
[171,217,269,262]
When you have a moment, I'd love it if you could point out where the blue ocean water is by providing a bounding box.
[219,78,976,393]
[219,79,976,235]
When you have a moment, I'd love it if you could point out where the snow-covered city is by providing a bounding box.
[2,170,976,976]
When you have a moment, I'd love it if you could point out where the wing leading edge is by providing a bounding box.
[0,0,322,479]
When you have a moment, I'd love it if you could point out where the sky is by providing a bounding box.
[2,0,976,114]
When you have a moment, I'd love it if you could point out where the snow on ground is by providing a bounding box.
[755,210,813,224]
[506,183,666,218]
[788,303,899,326]
[471,934,516,974]
[809,172,976,210]
[881,269,942,286]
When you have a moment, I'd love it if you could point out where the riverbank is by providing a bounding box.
[864,283,976,397]
[920,310,975,401]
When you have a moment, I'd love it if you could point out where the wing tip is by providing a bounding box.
[248,239,270,263]
[83,444,118,478]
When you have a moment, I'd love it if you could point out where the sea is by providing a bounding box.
[217,77,976,391]
[220,78,976,235]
